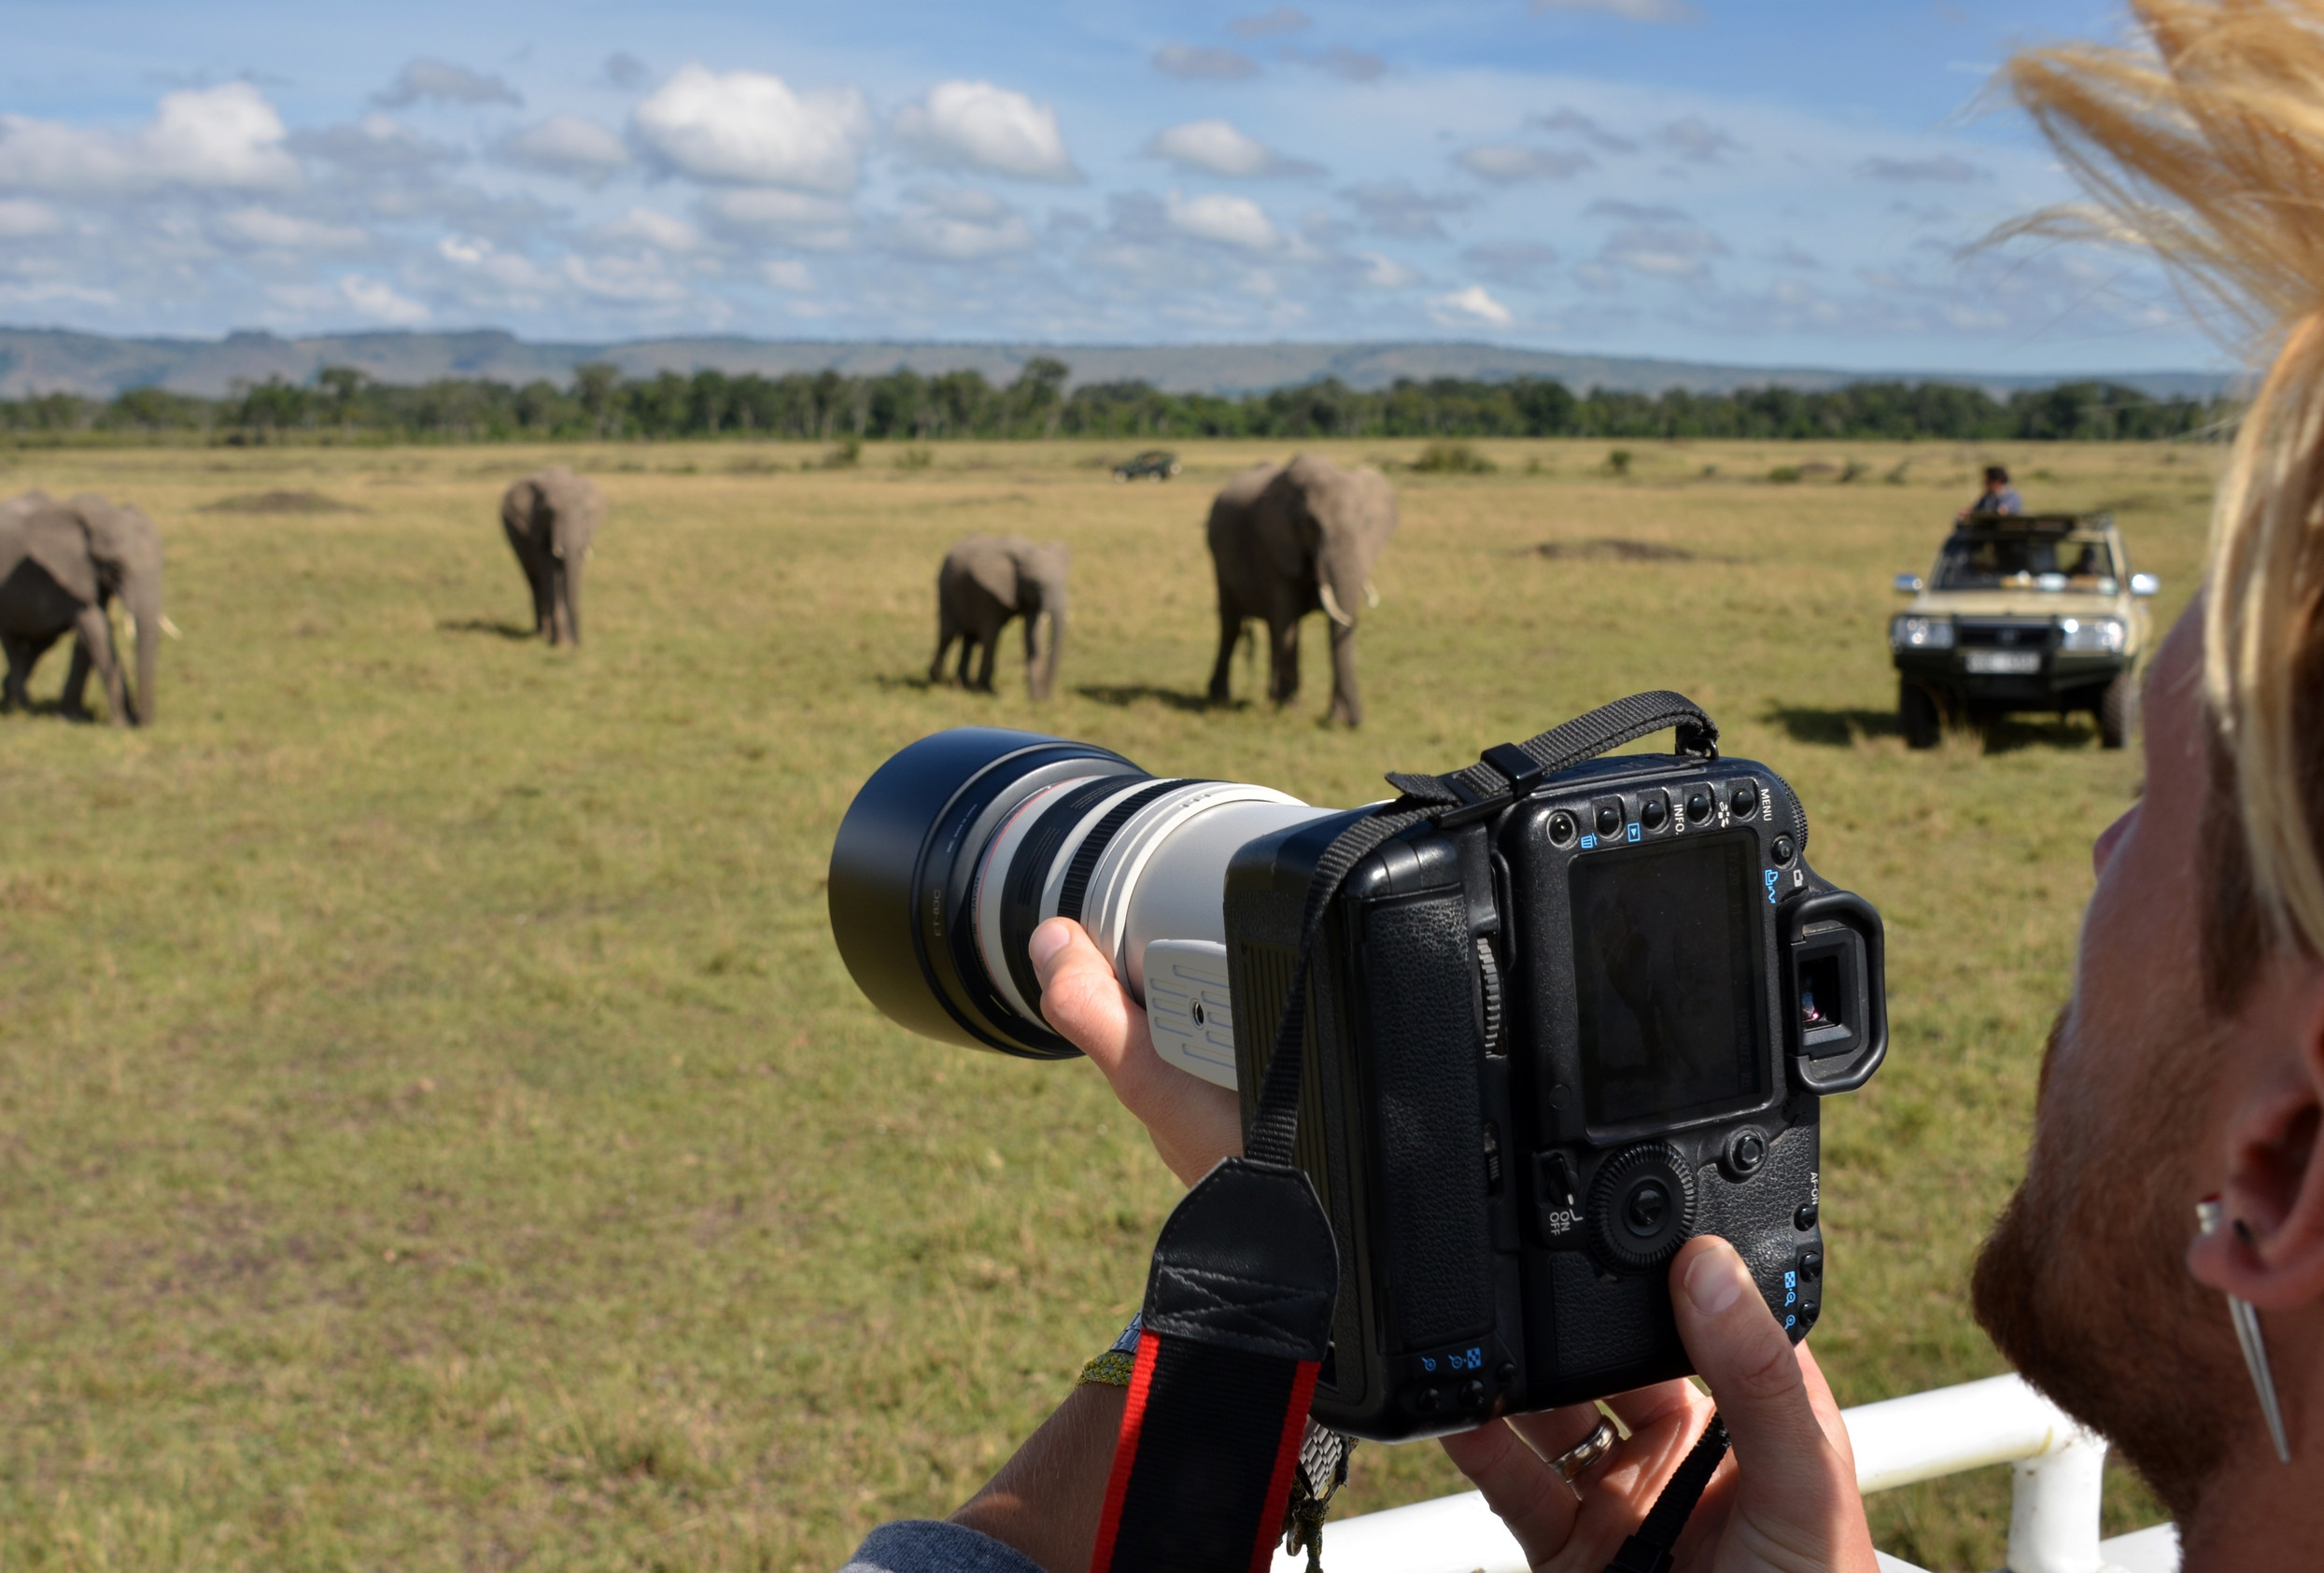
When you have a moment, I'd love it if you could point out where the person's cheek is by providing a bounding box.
[2092,803,2137,879]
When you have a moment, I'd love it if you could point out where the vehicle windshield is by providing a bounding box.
[1934,531,2118,591]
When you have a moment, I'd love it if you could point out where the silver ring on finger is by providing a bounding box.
[1552,1418,1618,1496]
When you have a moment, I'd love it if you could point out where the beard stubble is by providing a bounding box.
[1971,1006,2245,1519]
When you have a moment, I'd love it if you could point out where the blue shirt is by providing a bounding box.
[842,1522,1044,1573]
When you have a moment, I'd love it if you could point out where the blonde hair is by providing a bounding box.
[2009,0,2324,961]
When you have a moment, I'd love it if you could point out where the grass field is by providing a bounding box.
[0,435,2212,1571]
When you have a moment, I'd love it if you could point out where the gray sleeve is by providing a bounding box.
[840,1520,1049,1573]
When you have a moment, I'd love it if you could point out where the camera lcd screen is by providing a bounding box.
[1570,835,1766,1128]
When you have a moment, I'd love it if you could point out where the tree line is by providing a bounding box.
[0,356,2231,444]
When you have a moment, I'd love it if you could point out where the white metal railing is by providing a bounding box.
[1277,1375,2181,1573]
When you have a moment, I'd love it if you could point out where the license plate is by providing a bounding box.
[1965,650,2042,675]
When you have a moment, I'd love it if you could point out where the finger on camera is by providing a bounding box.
[1671,1237,1847,1496]
[1439,1421,1580,1566]
[1031,919,1144,1068]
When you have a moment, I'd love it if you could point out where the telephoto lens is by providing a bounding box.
[826,727,1342,1083]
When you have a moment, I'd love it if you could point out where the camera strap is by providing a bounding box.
[1091,693,1719,1573]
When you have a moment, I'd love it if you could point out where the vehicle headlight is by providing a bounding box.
[1890,615,1954,651]
[2057,617,2125,653]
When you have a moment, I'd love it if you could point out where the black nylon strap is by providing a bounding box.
[1603,1415,1731,1573]
[1247,692,1717,1167]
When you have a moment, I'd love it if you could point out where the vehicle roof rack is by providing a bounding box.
[1956,512,2107,534]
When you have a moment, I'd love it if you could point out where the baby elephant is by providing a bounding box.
[500,467,604,646]
[931,535,1068,701]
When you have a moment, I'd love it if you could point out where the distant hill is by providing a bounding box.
[0,325,2234,402]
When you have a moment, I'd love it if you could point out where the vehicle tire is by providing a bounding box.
[1900,681,1941,750]
[2099,670,2136,750]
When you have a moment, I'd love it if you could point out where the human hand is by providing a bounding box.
[1028,916,1242,1186]
[1440,1236,1878,1573]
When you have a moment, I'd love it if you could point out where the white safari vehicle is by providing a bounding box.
[1890,513,2159,749]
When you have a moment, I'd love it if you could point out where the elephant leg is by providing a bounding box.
[1327,621,1362,727]
[1207,602,1241,703]
[1268,616,1302,708]
[73,603,128,726]
[62,632,92,717]
[932,602,960,684]
[973,629,999,693]
[1,635,33,711]
[527,561,553,637]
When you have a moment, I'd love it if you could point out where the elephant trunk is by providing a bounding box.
[1035,605,1064,700]
[1317,548,1368,725]
[124,570,161,725]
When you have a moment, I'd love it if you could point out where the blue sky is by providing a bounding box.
[0,0,2225,373]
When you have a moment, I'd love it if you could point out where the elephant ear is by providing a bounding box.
[19,499,102,602]
[965,546,1021,610]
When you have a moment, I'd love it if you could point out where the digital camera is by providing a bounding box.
[827,724,1885,1443]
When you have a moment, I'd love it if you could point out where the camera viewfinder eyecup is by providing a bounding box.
[1782,891,1888,1093]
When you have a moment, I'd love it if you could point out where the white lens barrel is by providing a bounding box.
[970,776,1335,1027]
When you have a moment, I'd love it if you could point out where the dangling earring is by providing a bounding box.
[2197,1198,2293,1464]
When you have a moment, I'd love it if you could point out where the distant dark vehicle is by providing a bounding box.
[1112,450,1181,483]
[1889,512,2158,750]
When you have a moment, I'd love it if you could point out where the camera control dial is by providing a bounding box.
[1586,1143,1698,1272]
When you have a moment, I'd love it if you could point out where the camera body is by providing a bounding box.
[826,725,1884,1447]
[1214,751,1881,1441]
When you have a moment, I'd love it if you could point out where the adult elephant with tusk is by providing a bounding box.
[58,493,167,725]
[500,466,603,646]
[930,534,1069,701]
[1204,452,1396,725]
[0,489,163,725]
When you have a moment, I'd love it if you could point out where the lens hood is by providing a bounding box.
[828,727,1144,1055]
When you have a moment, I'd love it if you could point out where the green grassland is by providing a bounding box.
[0,436,2211,1570]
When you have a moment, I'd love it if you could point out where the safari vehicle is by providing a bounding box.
[1890,513,2159,750]
[1112,449,1180,482]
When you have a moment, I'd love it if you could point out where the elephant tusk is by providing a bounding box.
[159,615,183,639]
[1363,578,1380,609]
[1317,580,1355,628]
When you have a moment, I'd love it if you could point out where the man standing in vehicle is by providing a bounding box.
[1959,464,2023,520]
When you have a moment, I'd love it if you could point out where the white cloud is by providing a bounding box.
[1456,144,1592,183]
[340,274,429,323]
[893,81,1077,182]
[762,260,812,290]
[632,64,872,192]
[217,206,370,252]
[1232,7,1311,36]
[374,59,522,109]
[592,207,702,252]
[564,253,688,303]
[890,187,1035,260]
[1154,45,1261,80]
[499,116,629,187]
[1148,119,1317,178]
[1858,154,1991,184]
[1359,251,1417,288]
[0,83,299,195]
[1655,117,1740,163]
[1530,0,1697,21]
[1166,190,1280,252]
[435,234,558,300]
[289,114,459,174]
[1342,180,1472,239]
[0,199,60,237]
[699,188,857,250]
[1429,285,1513,326]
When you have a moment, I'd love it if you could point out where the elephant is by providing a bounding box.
[59,494,166,723]
[0,489,163,725]
[500,467,603,645]
[1204,453,1396,726]
[930,534,1069,701]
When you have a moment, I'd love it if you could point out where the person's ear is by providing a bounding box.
[2189,965,2324,1312]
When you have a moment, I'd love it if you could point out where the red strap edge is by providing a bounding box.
[1088,1330,1162,1573]
[1246,1358,1323,1573]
